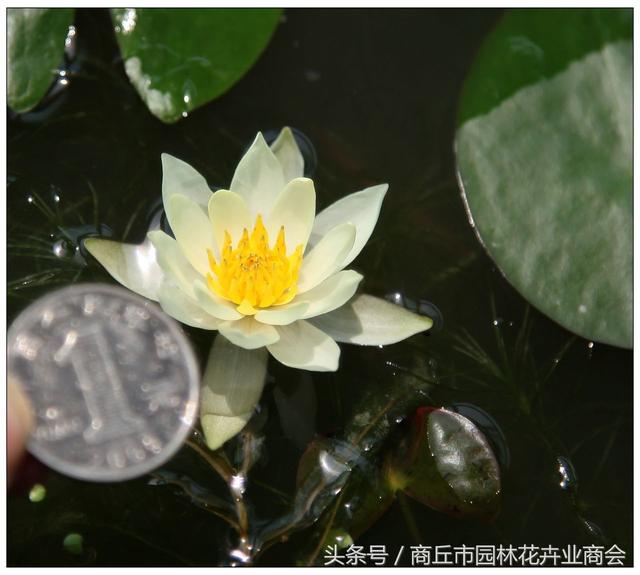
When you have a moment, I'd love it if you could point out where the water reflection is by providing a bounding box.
[52,238,72,259]
[449,403,510,470]
[65,24,76,50]
[62,223,113,262]
[319,449,349,482]
[582,518,605,543]
[556,456,577,492]
[229,474,246,498]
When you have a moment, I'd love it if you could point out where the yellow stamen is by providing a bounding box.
[206,215,303,310]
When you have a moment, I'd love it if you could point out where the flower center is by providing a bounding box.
[206,215,303,315]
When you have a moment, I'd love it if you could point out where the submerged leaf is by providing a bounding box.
[282,365,436,564]
[256,438,359,556]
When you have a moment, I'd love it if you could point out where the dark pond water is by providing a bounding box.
[7,8,632,567]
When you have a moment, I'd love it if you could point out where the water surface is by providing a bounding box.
[7,9,632,566]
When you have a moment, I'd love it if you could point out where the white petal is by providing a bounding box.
[148,230,199,298]
[267,320,340,372]
[193,279,243,321]
[297,222,356,293]
[158,282,221,330]
[309,294,433,345]
[219,316,280,349]
[161,153,212,226]
[254,300,309,326]
[200,335,268,449]
[208,189,252,250]
[301,270,363,319]
[271,126,304,183]
[230,132,285,218]
[308,184,388,267]
[265,177,316,251]
[84,237,163,301]
[168,194,216,276]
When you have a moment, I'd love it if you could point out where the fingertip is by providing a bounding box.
[8,375,34,485]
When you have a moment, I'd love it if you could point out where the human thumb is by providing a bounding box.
[8,376,34,486]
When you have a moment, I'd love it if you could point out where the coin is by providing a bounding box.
[7,283,200,482]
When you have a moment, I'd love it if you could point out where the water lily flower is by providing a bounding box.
[85,128,432,449]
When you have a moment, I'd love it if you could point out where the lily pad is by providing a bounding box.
[7,8,75,112]
[456,9,632,348]
[396,407,501,521]
[111,8,282,123]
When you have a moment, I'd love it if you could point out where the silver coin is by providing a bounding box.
[7,283,200,482]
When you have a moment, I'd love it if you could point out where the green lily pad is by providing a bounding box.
[398,407,501,521]
[7,8,75,112]
[112,8,282,123]
[456,9,632,348]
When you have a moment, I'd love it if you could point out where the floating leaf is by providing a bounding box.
[62,533,84,556]
[112,8,282,123]
[395,407,501,521]
[456,9,632,348]
[28,484,47,503]
[7,8,74,112]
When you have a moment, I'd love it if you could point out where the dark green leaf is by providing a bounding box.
[111,8,282,123]
[8,8,75,112]
[456,9,632,348]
